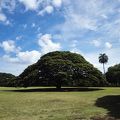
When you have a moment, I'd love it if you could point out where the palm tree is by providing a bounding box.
[99,53,108,74]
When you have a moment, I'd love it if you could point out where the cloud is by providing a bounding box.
[44,5,54,14]
[52,0,120,42]
[18,0,40,10]
[0,40,21,53]
[52,0,62,8]
[38,5,54,16]
[69,40,78,48]
[0,12,10,25]
[0,49,40,75]
[0,0,15,25]
[18,0,62,15]
[52,0,105,41]
[90,40,113,49]
[17,50,41,63]
[105,42,112,49]
[0,59,28,76]
[68,14,97,31]
[0,13,6,22]
[0,0,16,12]
[32,23,36,28]
[55,12,97,34]
[5,20,11,25]
[1,33,61,65]
[38,34,61,54]
[2,55,19,63]
[91,40,101,47]
[16,36,22,40]
[2,50,41,64]
[71,48,83,55]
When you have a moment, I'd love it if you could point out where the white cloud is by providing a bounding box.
[52,0,62,8]
[1,34,61,65]
[18,0,40,10]
[0,59,28,76]
[16,36,22,40]
[38,5,54,16]
[0,0,16,12]
[69,14,97,31]
[52,0,120,42]
[105,42,112,49]
[17,50,41,64]
[44,5,54,14]
[52,2,100,40]
[2,50,41,64]
[62,13,97,32]
[0,13,7,22]
[71,48,83,55]
[32,23,36,27]
[0,0,15,25]
[38,34,61,54]
[0,13,11,25]
[2,55,19,63]
[5,20,11,25]
[91,40,101,47]
[18,0,62,15]
[101,14,108,19]
[0,40,21,53]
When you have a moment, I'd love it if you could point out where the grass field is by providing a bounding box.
[0,87,120,120]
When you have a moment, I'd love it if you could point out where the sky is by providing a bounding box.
[0,0,120,76]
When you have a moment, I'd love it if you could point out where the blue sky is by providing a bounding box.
[0,0,120,75]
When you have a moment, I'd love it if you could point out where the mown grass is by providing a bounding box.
[0,87,120,120]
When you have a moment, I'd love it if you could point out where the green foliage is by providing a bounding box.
[16,63,40,87]
[18,51,106,88]
[99,53,108,74]
[0,73,16,87]
[99,53,108,64]
[106,64,120,86]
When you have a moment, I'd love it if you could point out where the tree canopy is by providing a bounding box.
[106,64,120,86]
[0,73,16,87]
[17,51,107,88]
[99,53,108,74]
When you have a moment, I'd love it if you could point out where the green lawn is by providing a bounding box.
[0,87,120,120]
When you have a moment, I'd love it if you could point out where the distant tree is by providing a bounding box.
[106,64,120,86]
[18,51,106,88]
[99,53,108,74]
[0,73,16,87]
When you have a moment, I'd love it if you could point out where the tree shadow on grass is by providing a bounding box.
[95,95,120,119]
[1,87,104,92]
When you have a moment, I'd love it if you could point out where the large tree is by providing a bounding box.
[17,51,106,88]
[99,53,108,74]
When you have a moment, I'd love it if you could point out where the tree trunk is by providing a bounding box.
[103,63,107,80]
[103,63,105,75]
[56,79,61,90]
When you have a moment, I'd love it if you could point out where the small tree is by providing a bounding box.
[99,53,108,74]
